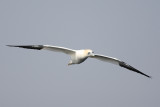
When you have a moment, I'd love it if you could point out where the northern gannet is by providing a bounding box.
[7,45,151,78]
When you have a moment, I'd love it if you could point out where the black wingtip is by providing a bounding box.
[7,45,44,50]
[6,45,17,47]
[119,61,151,78]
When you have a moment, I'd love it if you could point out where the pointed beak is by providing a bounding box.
[90,53,95,57]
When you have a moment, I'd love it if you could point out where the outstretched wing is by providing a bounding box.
[7,45,76,55]
[90,54,151,78]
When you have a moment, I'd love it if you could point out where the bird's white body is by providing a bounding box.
[69,49,93,65]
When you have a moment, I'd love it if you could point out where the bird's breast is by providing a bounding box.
[73,50,88,64]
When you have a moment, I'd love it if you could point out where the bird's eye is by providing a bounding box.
[88,52,91,55]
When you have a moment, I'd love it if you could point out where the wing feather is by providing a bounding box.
[91,54,120,65]
[43,45,75,55]
[91,54,151,78]
[7,45,75,55]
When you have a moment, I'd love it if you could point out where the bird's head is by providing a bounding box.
[84,49,95,57]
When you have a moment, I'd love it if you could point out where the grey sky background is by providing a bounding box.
[0,0,160,107]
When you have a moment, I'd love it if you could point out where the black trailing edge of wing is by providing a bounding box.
[7,45,44,50]
[119,61,151,78]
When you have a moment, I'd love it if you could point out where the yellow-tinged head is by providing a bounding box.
[84,49,94,57]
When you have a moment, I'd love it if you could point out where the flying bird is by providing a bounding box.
[7,45,151,78]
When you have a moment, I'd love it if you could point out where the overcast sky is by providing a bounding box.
[0,0,160,107]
